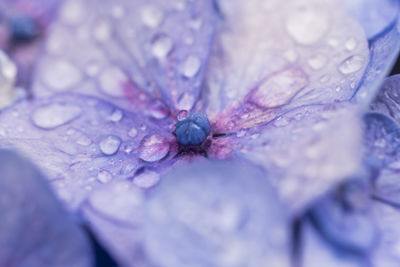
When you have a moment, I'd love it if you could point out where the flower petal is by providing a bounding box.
[203,0,368,132]
[365,76,400,206]
[341,0,400,39]
[83,159,291,266]
[300,221,367,267]
[0,149,93,266]
[33,0,217,112]
[352,22,400,104]
[220,103,363,214]
[0,93,176,209]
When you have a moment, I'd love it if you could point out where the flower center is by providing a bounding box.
[175,113,210,146]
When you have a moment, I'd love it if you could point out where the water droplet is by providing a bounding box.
[177,92,195,110]
[286,8,328,45]
[345,37,357,51]
[139,135,170,162]
[140,124,147,131]
[93,19,112,42]
[128,128,138,138]
[181,55,201,78]
[189,18,203,30]
[273,116,289,127]
[152,34,174,59]
[236,130,246,138]
[177,110,188,121]
[98,66,127,97]
[140,5,164,28]
[99,135,121,155]
[133,170,160,188]
[307,54,327,70]
[76,134,92,146]
[42,59,82,91]
[149,100,169,119]
[32,104,82,129]
[338,55,364,74]
[112,5,125,19]
[97,170,113,183]
[60,0,85,25]
[108,109,123,122]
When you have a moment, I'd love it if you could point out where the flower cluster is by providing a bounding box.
[0,0,400,266]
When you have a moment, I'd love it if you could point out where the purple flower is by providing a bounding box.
[0,0,399,266]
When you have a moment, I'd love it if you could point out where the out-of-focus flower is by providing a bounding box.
[0,0,399,266]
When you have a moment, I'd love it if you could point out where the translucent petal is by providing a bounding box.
[220,103,363,214]
[300,221,367,267]
[33,0,217,113]
[83,159,290,267]
[203,0,368,132]
[353,23,400,104]
[0,93,176,209]
[371,75,400,124]
[341,0,400,39]
[0,149,93,266]
[370,202,400,266]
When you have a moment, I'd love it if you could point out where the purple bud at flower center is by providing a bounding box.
[175,113,211,146]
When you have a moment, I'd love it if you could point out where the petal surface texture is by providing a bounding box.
[0,150,93,266]
[0,94,175,209]
[84,159,291,267]
[214,103,363,215]
[204,0,369,132]
[33,0,217,112]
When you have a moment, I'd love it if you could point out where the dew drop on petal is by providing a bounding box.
[139,135,170,162]
[338,55,364,74]
[140,5,164,28]
[128,128,138,138]
[177,92,195,110]
[152,34,174,59]
[181,55,201,78]
[93,19,112,42]
[177,110,188,121]
[99,135,121,155]
[286,7,328,45]
[108,109,123,122]
[149,100,169,119]
[32,104,82,129]
[307,54,327,70]
[345,37,357,51]
[42,60,82,91]
[98,66,127,97]
[97,170,113,184]
[133,170,160,188]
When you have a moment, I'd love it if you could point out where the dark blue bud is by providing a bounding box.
[10,16,39,43]
[175,113,211,146]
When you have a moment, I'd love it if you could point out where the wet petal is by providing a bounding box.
[341,0,400,39]
[353,21,400,104]
[203,0,368,132]
[300,221,367,267]
[83,159,290,266]
[370,202,400,266]
[365,76,400,206]
[0,149,93,266]
[33,0,217,113]
[0,93,176,209]
[220,103,363,214]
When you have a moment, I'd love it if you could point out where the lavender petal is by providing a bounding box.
[33,0,217,113]
[0,149,93,266]
[0,93,175,209]
[203,0,368,132]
